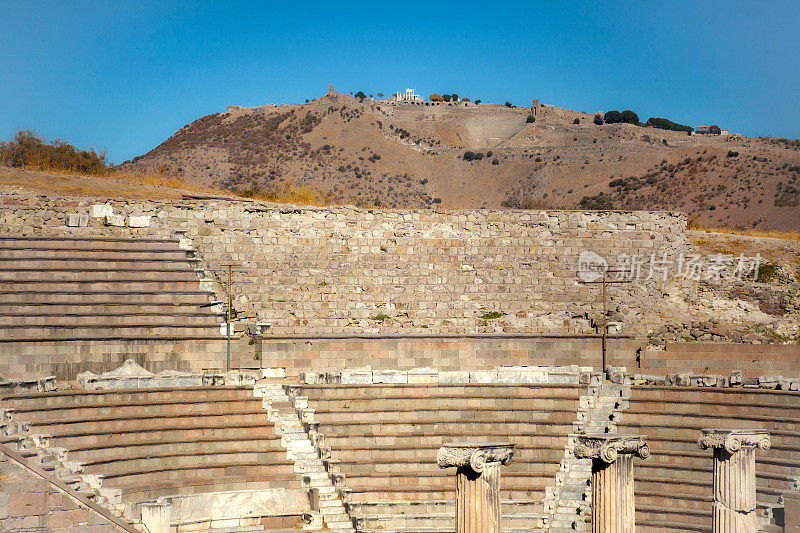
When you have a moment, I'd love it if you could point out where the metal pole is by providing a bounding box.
[226,264,231,372]
[602,273,607,372]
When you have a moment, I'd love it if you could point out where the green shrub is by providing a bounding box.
[621,110,639,124]
[526,115,535,123]
[573,118,580,124]
[579,193,614,210]
[505,101,513,107]
[463,151,477,161]
[481,311,506,320]
[646,117,692,132]
[594,114,603,125]
[757,262,779,283]
[604,110,623,124]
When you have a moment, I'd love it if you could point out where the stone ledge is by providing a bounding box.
[301,365,600,386]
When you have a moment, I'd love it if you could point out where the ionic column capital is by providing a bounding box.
[698,429,771,454]
[573,434,650,464]
[436,442,515,474]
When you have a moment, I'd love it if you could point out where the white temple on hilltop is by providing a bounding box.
[396,88,423,102]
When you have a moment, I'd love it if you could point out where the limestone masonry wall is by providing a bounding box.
[254,335,635,377]
[0,193,688,337]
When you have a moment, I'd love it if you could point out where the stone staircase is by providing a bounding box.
[255,382,354,532]
[291,382,592,533]
[544,378,626,532]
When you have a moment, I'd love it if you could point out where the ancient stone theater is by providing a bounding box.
[0,192,798,532]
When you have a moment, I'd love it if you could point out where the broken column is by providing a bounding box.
[436,442,515,533]
[573,434,650,533]
[698,429,770,533]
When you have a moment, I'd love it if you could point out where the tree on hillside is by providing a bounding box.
[354,91,366,100]
[474,99,482,104]
[621,110,639,124]
[443,94,452,102]
[451,94,459,102]
[604,110,623,124]
[526,115,535,123]
[377,93,384,98]
[646,117,692,132]
[594,114,603,125]
[429,93,443,102]
[573,118,580,124]
[505,101,513,107]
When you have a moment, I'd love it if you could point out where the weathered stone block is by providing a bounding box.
[438,371,470,383]
[104,214,125,227]
[89,204,113,218]
[65,213,88,227]
[8,492,48,517]
[341,368,373,384]
[372,370,407,384]
[128,215,151,227]
[407,368,439,384]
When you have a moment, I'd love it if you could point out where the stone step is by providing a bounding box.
[0,290,214,305]
[0,279,206,293]
[0,268,203,282]
[26,411,273,438]
[1,302,220,316]
[0,314,222,327]
[0,257,197,271]
[0,324,223,340]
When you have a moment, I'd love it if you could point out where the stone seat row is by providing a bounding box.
[294,383,587,533]
[0,289,214,305]
[618,385,800,532]
[0,235,223,343]
[0,236,187,251]
[0,386,302,506]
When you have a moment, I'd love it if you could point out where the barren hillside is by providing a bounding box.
[121,88,800,230]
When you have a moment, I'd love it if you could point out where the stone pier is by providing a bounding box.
[698,429,771,533]
[436,443,515,533]
[573,434,650,533]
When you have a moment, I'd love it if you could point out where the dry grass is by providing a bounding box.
[692,224,800,242]
[240,181,328,206]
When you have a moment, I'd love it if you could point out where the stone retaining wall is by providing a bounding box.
[0,450,132,532]
[0,191,687,338]
[254,335,635,377]
[642,342,800,379]
[0,339,227,380]
[255,336,800,380]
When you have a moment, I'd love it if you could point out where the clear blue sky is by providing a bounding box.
[1,0,798,164]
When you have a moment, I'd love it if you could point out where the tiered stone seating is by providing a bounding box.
[617,386,800,532]
[295,383,587,533]
[0,236,222,341]
[1,387,300,505]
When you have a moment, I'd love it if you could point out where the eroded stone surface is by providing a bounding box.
[573,434,650,464]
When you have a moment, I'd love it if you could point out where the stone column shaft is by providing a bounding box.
[699,429,770,533]
[574,434,649,533]
[437,443,514,533]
